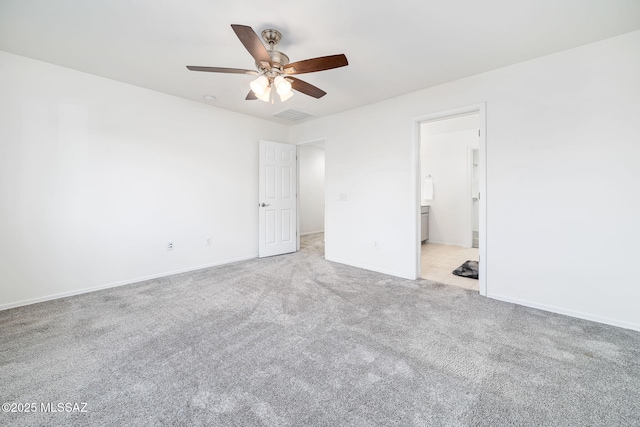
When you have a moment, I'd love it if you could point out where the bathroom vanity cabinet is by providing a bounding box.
[421,206,429,242]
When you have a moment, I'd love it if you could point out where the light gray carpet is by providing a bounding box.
[1,233,639,426]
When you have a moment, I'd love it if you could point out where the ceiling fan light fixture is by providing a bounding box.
[250,75,269,95]
[274,75,292,96]
[256,85,271,102]
[278,90,293,102]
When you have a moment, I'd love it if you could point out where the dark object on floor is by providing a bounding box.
[453,260,478,279]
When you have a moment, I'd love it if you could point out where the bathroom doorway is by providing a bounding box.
[414,105,486,295]
[296,140,326,254]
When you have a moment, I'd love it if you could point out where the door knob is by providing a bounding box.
[260,203,270,207]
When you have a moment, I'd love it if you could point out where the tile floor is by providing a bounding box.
[421,242,479,291]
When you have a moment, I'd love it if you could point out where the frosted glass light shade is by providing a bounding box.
[250,75,269,95]
[278,90,293,102]
[256,85,271,102]
[274,75,292,96]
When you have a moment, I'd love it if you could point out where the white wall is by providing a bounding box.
[0,51,289,309]
[290,30,640,331]
[422,122,478,246]
[298,144,325,235]
[420,113,480,139]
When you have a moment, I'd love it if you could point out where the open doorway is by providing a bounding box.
[296,140,325,254]
[414,105,486,295]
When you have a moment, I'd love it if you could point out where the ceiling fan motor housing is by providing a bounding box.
[257,50,290,71]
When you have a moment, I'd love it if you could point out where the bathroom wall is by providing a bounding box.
[298,144,325,235]
[421,114,479,246]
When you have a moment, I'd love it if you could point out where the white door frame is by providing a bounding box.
[295,138,327,252]
[413,104,487,296]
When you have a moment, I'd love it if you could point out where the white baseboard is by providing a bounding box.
[0,254,258,312]
[300,230,324,236]
[487,292,640,332]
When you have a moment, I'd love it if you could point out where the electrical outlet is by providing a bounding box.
[373,240,379,249]
[206,236,212,246]
[167,241,174,251]
[339,193,348,201]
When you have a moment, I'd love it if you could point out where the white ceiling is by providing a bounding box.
[1,0,639,125]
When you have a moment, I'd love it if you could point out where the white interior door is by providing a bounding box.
[259,140,297,258]
[471,148,480,248]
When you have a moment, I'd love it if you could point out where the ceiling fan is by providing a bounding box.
[187,24,348,103]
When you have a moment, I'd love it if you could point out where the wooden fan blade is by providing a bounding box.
[288,77,326,98]
[186,66,258,75]
[231,24,272,68]
[246,90,257,100]
[284,54,348,75]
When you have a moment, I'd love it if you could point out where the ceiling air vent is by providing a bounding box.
[273,108,315,122]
